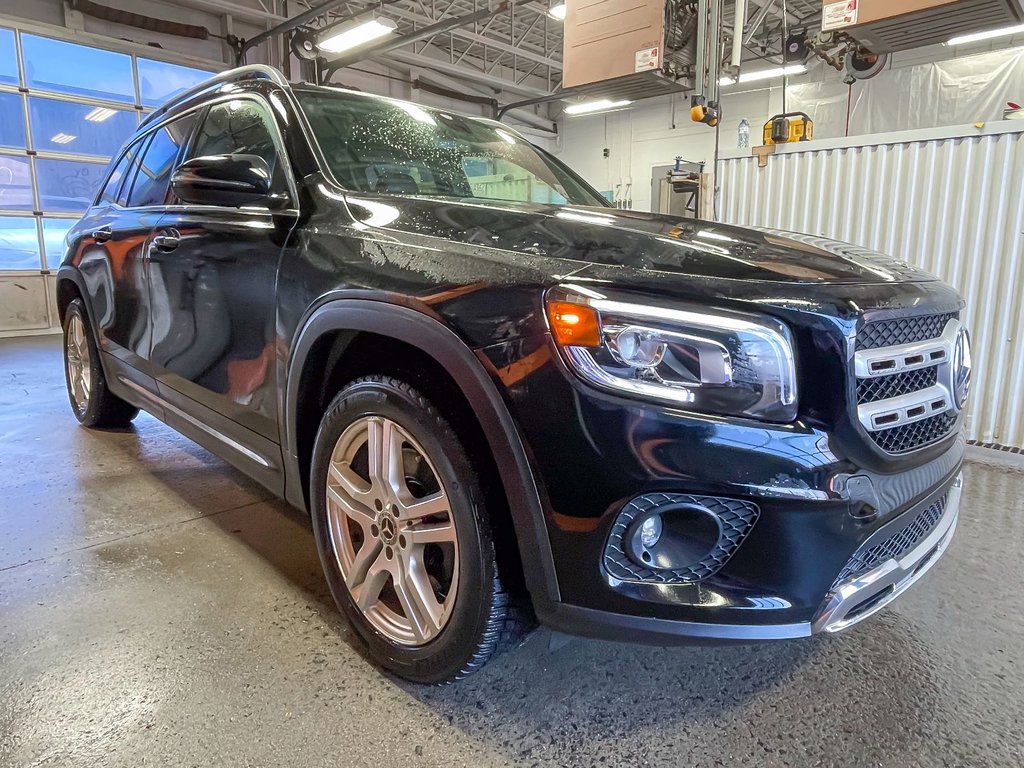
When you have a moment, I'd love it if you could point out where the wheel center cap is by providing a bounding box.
[379,515,398,544]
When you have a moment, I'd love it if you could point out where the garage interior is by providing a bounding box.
[1,0,1023,764]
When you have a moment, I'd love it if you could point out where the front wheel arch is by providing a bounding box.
[284,299,560,605]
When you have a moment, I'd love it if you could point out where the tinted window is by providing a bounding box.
[137,58,212,108]
[0,91,25,148]
[0,155,32,209]
[0,28,18,86]
[296,90,605,206]
[188,99,285,192]
[35,157,108,212]
[0,216,40,270]
[42,217,74,270]
[21,35,134,103]
[29,97,136,156]
[127,114,196,208]
[97,142,139,205]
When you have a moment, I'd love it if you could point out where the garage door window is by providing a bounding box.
[0,26,214,271]
[0,216,41,270]
[28,97,137,157]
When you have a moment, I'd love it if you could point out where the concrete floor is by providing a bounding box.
[2,335,1023,768]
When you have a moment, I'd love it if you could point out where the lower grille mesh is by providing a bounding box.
[870,412,958,453]
[834,493,949,586]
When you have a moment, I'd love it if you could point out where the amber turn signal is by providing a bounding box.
[548,301,601,347]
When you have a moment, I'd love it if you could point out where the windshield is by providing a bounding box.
[296,89,608,207]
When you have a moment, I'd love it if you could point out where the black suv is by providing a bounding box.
[57,65,970,683]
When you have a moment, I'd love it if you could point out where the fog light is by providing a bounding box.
[639,514,663,549]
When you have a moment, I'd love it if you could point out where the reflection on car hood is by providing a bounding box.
[354,196,937,285]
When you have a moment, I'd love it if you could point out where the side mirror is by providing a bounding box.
[171,154,280,208]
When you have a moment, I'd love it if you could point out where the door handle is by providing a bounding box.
[92,226,112,243]
[152,228,180,252]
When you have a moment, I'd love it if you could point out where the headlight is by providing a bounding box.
[953,326,972,409]
[546,288,798,422]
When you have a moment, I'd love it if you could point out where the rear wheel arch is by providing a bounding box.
[55,269,86,325]
[285,299,560,604]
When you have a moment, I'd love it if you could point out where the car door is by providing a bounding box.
[147,95,298,446]
[73,134,163,373]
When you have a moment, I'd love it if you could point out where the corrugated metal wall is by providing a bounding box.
[719,125,1024,449]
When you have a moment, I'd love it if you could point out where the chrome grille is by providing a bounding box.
[854,312,960,453]
[871,412,959,454]
[857,367,938,405]
[834,493,948,586]
[857,313,958,350]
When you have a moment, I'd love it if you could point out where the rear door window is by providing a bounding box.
[97,139,142,206]
[126,112,197,208]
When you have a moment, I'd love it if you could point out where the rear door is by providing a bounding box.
[147,95,298,447]
[72,135,161,372]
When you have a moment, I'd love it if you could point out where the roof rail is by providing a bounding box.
[139,64,289,129]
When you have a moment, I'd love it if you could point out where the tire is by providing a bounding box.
[310,375,518,683]
[63,298,139,428]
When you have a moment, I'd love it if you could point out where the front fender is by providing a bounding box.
[282,298,561,603]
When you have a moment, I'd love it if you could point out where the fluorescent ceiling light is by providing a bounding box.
[318,17,397,54]
[720,64,807,86]
[548,3,566,20]
[563,98,632,115]
[947,24,1024,46]
[50,133,76,145]
[84,107,117,122]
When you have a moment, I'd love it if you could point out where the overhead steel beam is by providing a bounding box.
[384,49,551,96]
[167,0,286,25]
[743,0,776,45]
[326,2,507,69]
[410,68,557,132]
[383,6,561,69]
[239,0,349,62]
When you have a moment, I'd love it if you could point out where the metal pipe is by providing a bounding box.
[238,0,348,64]
[730,0,747,69]
[743,0,775,46]
[496,90,578,119]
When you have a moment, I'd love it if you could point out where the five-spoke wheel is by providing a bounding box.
[310,375,522,683]
[326,415,459,645]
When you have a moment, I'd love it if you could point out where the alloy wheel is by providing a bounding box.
[326,415,459,646]
[66,313,92,414]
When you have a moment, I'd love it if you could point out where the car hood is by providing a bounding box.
[347,196,937,285]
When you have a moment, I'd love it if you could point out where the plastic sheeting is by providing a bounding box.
[787,47,1024,138]
[719,123,1024,449]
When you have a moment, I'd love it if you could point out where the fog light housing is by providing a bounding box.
[607,493,760,583]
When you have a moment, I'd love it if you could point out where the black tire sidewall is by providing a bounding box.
[62,299,103,425]
[310,377,497,683]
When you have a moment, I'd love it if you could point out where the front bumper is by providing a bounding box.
[812,473,961,633]
[534,473,962,643]
[489,334,966,644]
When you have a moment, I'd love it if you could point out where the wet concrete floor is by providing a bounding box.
[2,335,1023,767]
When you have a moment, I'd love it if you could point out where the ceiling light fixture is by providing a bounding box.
[50,133,76,145]
[947,23,1024,46]
[548,3,567,20]
[318,17,398,54]
[563,98,632,115]
[720,64,807,86]
[84,107,117,122]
